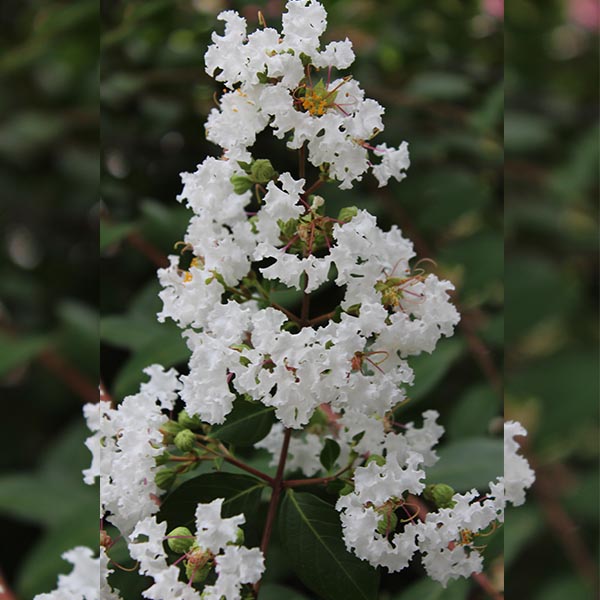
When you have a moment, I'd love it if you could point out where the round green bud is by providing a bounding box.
[167,526,194,554]
[423,483,456,509]
[174,429,196,453]
[250,159,277,183]
[155,468,177,490]
[376,511,398,536]
[230,174,253,195]
[365,454,386,467]
[178,410,202,431]
[161,420,184,444]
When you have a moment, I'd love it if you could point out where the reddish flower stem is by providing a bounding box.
[254,428,292,596]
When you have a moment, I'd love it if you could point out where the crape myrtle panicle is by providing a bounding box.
[37,1,534,598]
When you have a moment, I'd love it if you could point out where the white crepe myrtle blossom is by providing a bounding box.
[128,500,264,600]
[202,1,408,188]
[34,547,101,600]
[34,2,536,598]
[504,420,536,506]
[336,419,534,586]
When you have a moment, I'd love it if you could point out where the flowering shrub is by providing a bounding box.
[39,1,533,598]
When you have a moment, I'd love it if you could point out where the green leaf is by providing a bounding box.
[405,338,465,403]
[320,438,341,472]
[0,473,97,526]
[158,472,265,530]
[446,384,500,440]
[112,328,190,399]
[260,584,312,600]
[279,490,379,600]
[393,577,469,599]
[100,315,170,350]
[210,397,275,446]
[0,333,48,378]
[425,437,503,491]
[100,221,135,250]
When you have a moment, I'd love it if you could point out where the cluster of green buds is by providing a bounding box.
[230,158,279,195]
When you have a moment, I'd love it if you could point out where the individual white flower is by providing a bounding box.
[504,420,535,506]
[128,517,201,599]
[372,142,411,187]
[281,0,327,57]
[195,498,246,553]
[34,547,100,600]
[202,546,265,600]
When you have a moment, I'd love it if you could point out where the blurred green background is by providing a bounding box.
[0,0,597,598]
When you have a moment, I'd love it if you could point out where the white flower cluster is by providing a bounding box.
[203,1,408,188]
[91,365,181,535]
[38,2,536,597]
[335,419,533,587]
[34,547,101,600]
[128,499,264,600]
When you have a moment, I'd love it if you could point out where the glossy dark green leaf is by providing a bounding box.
[425,437,503,491]
[393,577,469,600]
[158,472,265,530]
[320,438,341,472]
[260,584,312,600]
[279,490,379,600]
[404,338,465,403]
[447,384,500,440]
[210,397,275,446]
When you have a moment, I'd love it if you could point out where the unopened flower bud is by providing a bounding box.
[178,410,203,430]
[250,159,277,183]
[155,468,177,490]
[424,483,456,509]
[230,174,253,194]
[161,420,184,444]
[167,526,194,554]
[174,429,196,452]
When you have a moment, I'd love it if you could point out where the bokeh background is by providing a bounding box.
[0,0,597,598]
